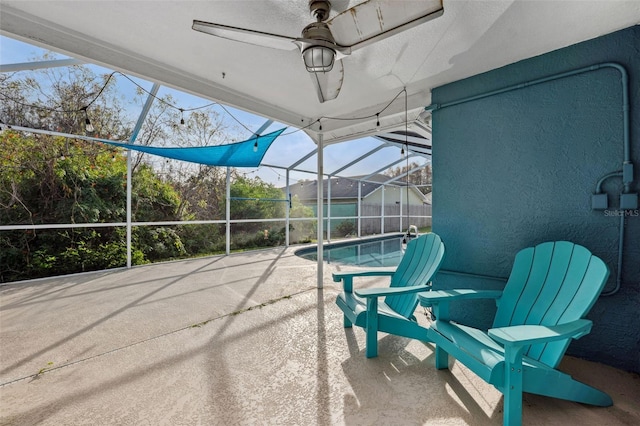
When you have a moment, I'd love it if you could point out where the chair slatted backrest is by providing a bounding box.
[385,233,445,318]
[493,241,609,368]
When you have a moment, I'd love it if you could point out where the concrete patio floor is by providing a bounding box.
[1,247,639,425]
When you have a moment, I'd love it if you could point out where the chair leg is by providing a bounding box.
[344,315,353,328]
[503,349,524,426]
[434,345,449,369]
[365,297,378,358]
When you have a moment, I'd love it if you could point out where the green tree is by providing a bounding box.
[0,61,190,280]
[230,175,285,221]
[0,131,135,281]
[0,59,296,281]
[130,163,187,262]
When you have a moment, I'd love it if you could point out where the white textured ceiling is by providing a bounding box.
[1,1,639,145]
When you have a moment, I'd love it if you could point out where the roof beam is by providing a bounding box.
[2,124,122,144]
[360,154,419,181]
[261,163,321,177]
[253,119,274,136]
[0,58,85,73]
[328,142,389,176]
[130,83,160,143]
[289,148,318,169]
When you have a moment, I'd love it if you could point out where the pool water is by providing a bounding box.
[295,234,405,267]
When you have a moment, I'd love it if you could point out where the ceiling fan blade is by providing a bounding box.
[327,0,444,51]
[192,20,299,51]
[309,59,344,103]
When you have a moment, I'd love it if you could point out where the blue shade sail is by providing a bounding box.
[102,128,285,167]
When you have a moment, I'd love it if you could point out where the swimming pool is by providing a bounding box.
[295,234,405,267]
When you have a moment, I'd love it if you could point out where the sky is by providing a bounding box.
[0,35,427,186]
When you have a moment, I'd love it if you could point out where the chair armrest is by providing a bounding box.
[488,319,593,348]
[355,284,430,299]
[332,270,396,282]
[417,289,503,322]
[333,269,395,293]
[418,289,503,306]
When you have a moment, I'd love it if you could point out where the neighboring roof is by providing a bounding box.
[2,2,637,145]
[288,177,378,201]
[286,174,426,202]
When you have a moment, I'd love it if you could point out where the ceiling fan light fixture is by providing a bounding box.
[302,45,335,72]
[192,0,444,103]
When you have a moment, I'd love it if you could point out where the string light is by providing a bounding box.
[0,71,260,135]
[253,139,258,152]
[83,107,94,133]
[3,67,412,142]
[4,68,423,161]
[317,88,406,126]
[60,140,69,161]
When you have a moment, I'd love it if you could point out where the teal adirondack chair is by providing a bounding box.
[334,233,445,358]
[418,241,612,426]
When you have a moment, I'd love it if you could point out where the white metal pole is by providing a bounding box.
[327,177,331,242]
[400,186,403,232]
[317,133,324,289]
[126,83,160,268]
[226,167,231,255]
[381,185,385,234]
[358,182,362,237]
[126,152,132,268]
[285,169,290,247]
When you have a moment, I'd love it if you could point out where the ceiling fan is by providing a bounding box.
[192,0,444,103]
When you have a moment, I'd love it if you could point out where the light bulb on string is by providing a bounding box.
[60,140,69,161]
[253,139,258,153]
[83,107,94,133]
[180,109,185,126]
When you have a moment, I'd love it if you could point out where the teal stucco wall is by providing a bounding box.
[431,26,639,372]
